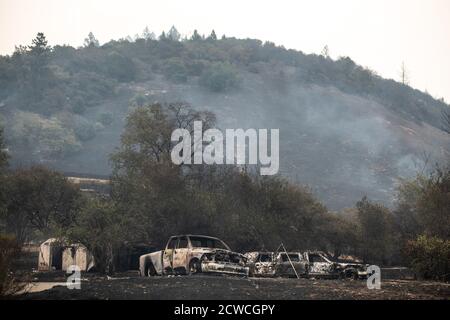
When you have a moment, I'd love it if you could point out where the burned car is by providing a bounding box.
[244,251,308,278]
[139,235,249,277]
[276,252,308,278]
[244,252,277,277]
[305,251,368,279]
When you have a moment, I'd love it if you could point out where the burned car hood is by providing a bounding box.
[199,249,247,265]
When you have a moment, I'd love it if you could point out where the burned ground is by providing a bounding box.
[17,272,450,300]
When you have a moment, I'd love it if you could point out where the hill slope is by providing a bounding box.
[0,35,449,209]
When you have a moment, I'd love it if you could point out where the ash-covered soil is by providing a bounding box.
[17,272,450,300]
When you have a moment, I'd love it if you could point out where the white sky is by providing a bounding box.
[1,0,449,102]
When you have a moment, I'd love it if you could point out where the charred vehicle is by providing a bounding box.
[244,252,277,277]
[139,235,249,277]
[305,251,368,279]
[244,251,308,277]
[276,252,308,277]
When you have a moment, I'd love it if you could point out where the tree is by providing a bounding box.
[167,26,181,41]
[396,169,450,241]
[356,197,395,264]
[400,61,409,85]
[4,166,81,243]
[191,30,202,41]
[68,197,122,274]
[159,31,167,41]
[162,57,188,83]
[9,111,81,161]
[104,51,136,82]
[0,234,25,297]
[321,210,359,259]
[19,33,53,105]
[28,32,51,57]
[110,103,215,245]
[84,32,100,48]
[404,235,450,281]
[208,30,217,41]
[142,26,155,40]
[321,45,330,58]
[199,62,241,92]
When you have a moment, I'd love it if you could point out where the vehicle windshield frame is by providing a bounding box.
[309,253,332,263]
[188,236,231,250]
[280,253,301,262]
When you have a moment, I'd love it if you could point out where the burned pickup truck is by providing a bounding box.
[139,235,249,277]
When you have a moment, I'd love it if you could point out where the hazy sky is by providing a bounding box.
[1,0,449,102]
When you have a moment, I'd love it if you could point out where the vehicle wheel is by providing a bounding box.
[145,263,156,276]
[188,259,202,275]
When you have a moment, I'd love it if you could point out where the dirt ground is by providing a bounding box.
[16,271,450,300]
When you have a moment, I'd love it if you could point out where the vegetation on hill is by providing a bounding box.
[0,30,448,166]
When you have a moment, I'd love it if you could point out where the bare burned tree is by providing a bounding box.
[400,61,409,85]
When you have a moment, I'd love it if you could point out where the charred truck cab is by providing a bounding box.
[139,235,249,277]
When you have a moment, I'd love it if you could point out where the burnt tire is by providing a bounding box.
[188,259,202,275]
[145,263,156,277]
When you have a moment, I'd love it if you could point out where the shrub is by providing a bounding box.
[68,198,123,274]
[105,52,136,82]
[10,112,81,160]
[98,112,114,126]
[199,62,240,92]
[162,58,188,83]
[405,235,450,281]
[72,116,96,142]
[0,234,24,297]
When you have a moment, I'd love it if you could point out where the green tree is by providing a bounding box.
[356,197,395,264]
[142,26,155,40]
[159,31,167,40]
[68,197,122,274]
[16,33,53,112]
[4,166,81,243]
[191,30,202,41]
[162,57,188,83]
[28,32,51,57]
[110,102,215,245]
[208,30,217,41]
[404,235,450,281]
[167,26,181,41]
[84,32,100,47]
[104,51,136,82]
[395,169,450,240]
[199,62,240,92]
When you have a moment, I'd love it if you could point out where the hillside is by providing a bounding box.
[0,32,449,209]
